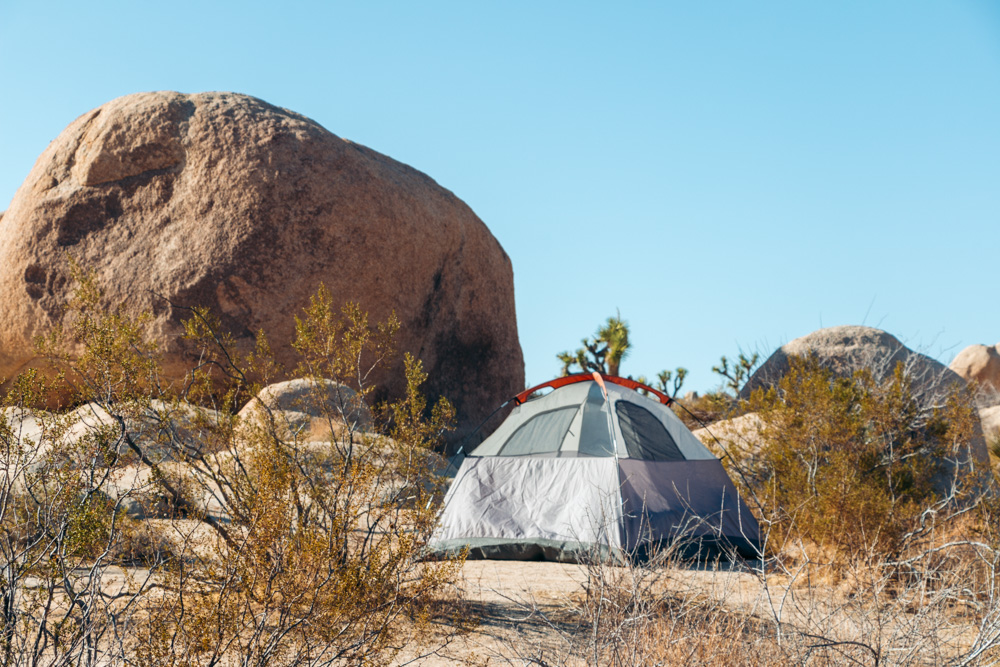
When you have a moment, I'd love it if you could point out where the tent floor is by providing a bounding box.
[427,535,761,564]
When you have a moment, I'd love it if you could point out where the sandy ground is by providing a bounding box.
[396,559,768,666]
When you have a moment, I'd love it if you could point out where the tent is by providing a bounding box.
[429,373,762,562]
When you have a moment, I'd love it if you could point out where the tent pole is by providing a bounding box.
[592,373,628,559]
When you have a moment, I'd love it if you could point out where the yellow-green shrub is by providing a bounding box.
[742,355,979,559]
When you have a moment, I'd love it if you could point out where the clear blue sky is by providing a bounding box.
[2,1,999,393]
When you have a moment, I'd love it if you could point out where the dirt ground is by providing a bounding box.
[396,558,767,666]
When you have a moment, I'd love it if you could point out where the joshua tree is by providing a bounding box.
[558,313,631,377]
[557,315,687,398]
[712,351,760,394]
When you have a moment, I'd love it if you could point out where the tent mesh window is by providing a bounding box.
[496,406,578,456]
[615,401,685,461]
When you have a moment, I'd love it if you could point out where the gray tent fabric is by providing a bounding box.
[430,457,622,560]
[429,376,762,562]
[617,459,760,558]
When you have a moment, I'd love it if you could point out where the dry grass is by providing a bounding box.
[419,528,1000,666]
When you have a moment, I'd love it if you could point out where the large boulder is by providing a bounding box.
[949,343,1000,397]
[0,91,523,444]
[741,326,967,407]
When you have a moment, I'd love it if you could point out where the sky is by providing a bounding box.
[1,1,999,394]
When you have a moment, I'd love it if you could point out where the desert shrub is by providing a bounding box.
[0,271,462,666]
[740,354,982,559]
[576,549,782,666]
[673,390,735,430]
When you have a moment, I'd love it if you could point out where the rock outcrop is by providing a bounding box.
[740,325,989,471]
[0,92,523,443]
[949,343,1000,397]
[740,326,966,407]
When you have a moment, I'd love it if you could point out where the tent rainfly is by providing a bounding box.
[429,373,762,562]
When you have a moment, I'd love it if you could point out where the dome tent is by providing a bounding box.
[429,373,762,562]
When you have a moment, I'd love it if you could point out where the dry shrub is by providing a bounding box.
[738,354,982,560]
[488,534,1000,666]
[574,551,779,666]
[0,271,464,666]
[673,391,736,430]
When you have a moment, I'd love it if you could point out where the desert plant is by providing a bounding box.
[557,313,631,377]
[0,270,463,666]
[557,313,688,398]
[739,354,982,559]
[712,351,760,396]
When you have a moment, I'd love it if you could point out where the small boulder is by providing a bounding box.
[1,406,51,476]
[692,412,763,461]
[238,378,371,440]
[107,461,226,521]
[981,406,1000,441]
[1,406,47,447]
[949,343,1000,397]
[59,400,221,464]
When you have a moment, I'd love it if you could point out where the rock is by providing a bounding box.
[103,464,162,518]
[741,326,966,407]
[949,343,1000,397]
[692,412,763,461]
[0,91,523,444]
[981,406,1000,440]
[143,399,224,456]
[1,406,51,475]
[741,325,989,479]
[238,378,371,440]
[1,406,46,446]
[58,400,221,464]
[106,462,226,520]
[61,402,116,447]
